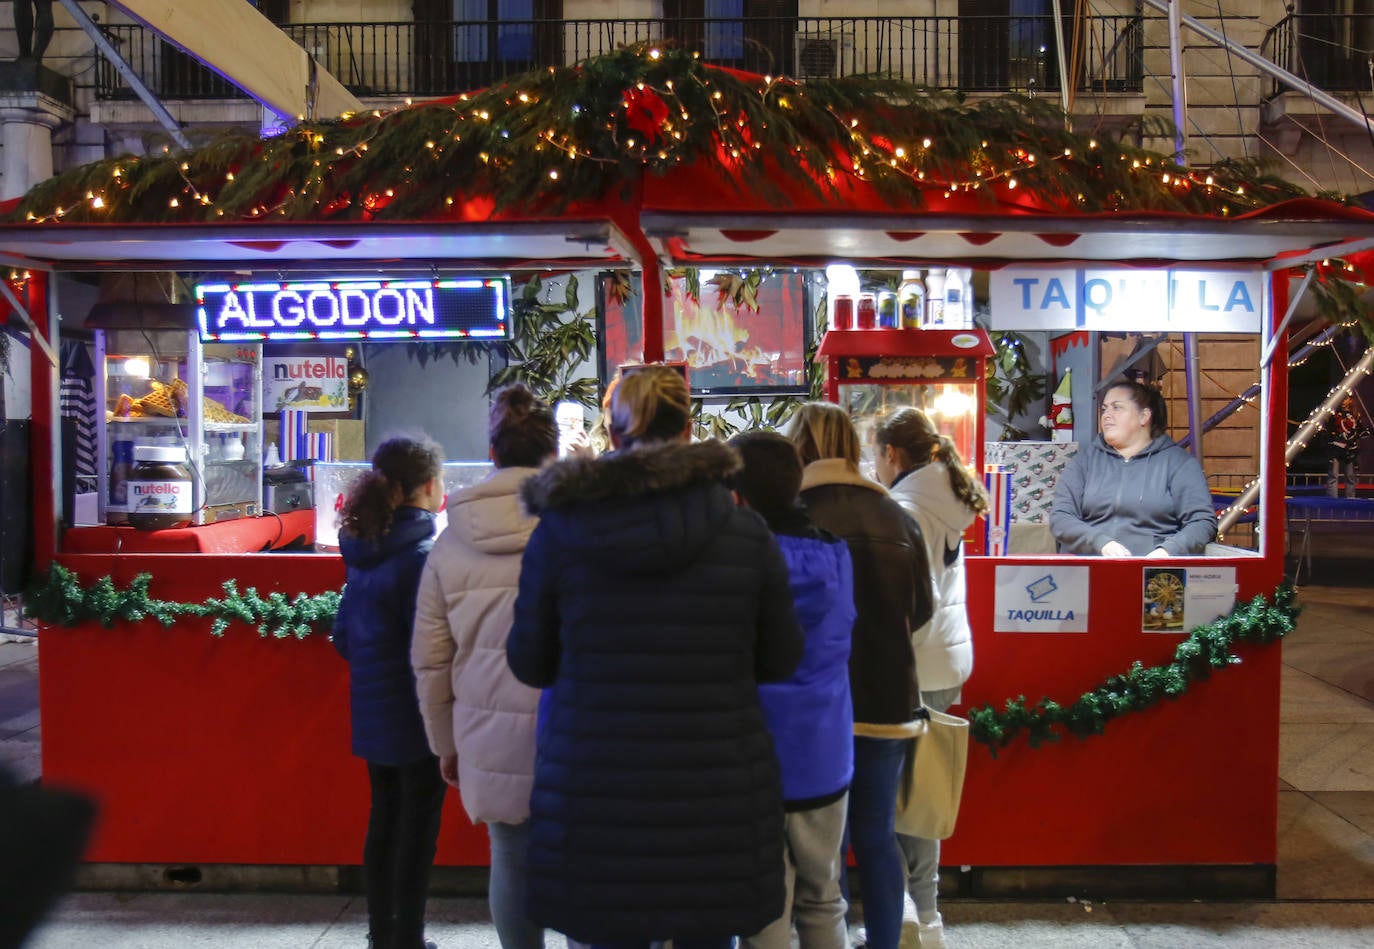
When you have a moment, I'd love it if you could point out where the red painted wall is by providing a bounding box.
[40,553,488,865]
[41,549,1283,867]
[946,554,1282,866]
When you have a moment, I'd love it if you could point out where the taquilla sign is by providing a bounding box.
[987,268,1265,332]
[994,565,1090,633]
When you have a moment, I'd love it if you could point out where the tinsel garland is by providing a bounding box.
[29,566,1299,755]
[25,564,340,640]
[967,585,1300,755]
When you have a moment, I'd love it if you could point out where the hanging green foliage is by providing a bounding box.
[27,567,1298,758]
[487,273,601,410]
[985,330,1047,440]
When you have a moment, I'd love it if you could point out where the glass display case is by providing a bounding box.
[95,329,262,525]
[313,461,494,550]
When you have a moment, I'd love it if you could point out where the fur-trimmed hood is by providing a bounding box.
[521,439,742,513]
[520,439,746,577]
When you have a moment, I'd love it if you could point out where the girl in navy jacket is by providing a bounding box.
[333,435,446,949]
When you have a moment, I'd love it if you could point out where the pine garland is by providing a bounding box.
[25,564,340,640]
[967,585,1300,755]
[29,565,1299,756]
[6,43,1312,227]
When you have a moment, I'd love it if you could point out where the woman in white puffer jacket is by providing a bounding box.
[411,384,558,949]
[872,407,988,949]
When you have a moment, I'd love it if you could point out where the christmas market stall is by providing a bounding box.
[5,44,1374,892]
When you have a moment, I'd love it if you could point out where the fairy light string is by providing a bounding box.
[8,43,1315,227]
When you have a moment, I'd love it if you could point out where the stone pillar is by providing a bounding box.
[0,93,72,201]
[0,59,76,202]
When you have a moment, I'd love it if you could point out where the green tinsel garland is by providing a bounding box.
[28,566,1299,754]
[25,564,340,640]
[967,585,1300,755]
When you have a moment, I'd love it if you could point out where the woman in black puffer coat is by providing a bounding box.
[507,366,804,949]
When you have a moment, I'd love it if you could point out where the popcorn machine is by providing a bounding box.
[816,327,995,547]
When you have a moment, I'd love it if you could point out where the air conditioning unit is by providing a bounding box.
[793,32,853,79]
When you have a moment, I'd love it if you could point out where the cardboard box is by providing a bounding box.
[985,440,1079,524]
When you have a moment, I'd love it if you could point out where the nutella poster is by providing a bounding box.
[264,355,348,413]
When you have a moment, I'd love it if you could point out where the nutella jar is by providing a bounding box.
[127,445,193,530]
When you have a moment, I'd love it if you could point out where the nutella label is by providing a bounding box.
[128,480,192,515]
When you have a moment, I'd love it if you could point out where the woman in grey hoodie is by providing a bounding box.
[1049,379,1217,557]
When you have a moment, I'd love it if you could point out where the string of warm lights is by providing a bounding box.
[7,42,1317,228]
[1215,345,1374,531]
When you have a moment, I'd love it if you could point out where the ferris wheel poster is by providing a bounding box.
[1142,566,1236,633]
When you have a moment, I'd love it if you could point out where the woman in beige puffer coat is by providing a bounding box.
[411,384,558,949]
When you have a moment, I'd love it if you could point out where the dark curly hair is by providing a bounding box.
[339,435,443,543]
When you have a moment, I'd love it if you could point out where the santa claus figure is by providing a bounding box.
[1040,369,1074,443]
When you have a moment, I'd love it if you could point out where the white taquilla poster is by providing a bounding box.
[994,565,1090,633]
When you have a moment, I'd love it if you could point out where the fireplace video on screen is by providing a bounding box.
[598,270,812,397]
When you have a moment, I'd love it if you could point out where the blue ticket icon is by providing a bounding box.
[1026,575,1058,602]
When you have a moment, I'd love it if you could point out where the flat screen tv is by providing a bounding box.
[597,270,812,398]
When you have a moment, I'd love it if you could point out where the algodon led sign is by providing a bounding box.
[196,277,510,342]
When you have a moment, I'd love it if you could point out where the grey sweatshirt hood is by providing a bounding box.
[1048,434,1218,556]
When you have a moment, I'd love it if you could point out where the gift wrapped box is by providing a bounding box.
[984,441,1080,524]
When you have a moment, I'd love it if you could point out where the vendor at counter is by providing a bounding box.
[1049,378,1216,557]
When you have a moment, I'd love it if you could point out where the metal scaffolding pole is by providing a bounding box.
[1166,0,1189,163]
[57,0,191,150]
[1217,343,1374,535]
[1141,0,1374,135]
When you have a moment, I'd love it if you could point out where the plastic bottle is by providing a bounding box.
[924,270,946,328]
[954,267,975,328]
[898,270,925,329]
[943,268,965,329]
[106,434,134,525]
[221,433,246,462]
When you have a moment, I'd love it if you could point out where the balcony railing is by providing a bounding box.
[94,16,1144,104]
[1262,12,1374,98]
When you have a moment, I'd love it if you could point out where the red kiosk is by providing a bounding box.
[7,52,1374,893]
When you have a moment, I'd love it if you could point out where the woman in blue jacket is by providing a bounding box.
[507,365,804,949]
[333,435,446,949]
[731,430,855,949]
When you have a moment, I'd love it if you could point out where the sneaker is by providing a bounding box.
[849,924,867,949]
[917,913,947,949]
[900,892,921,949]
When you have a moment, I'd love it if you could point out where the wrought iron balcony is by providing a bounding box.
[1262,12,1374,98]
[94,15,1144,104]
